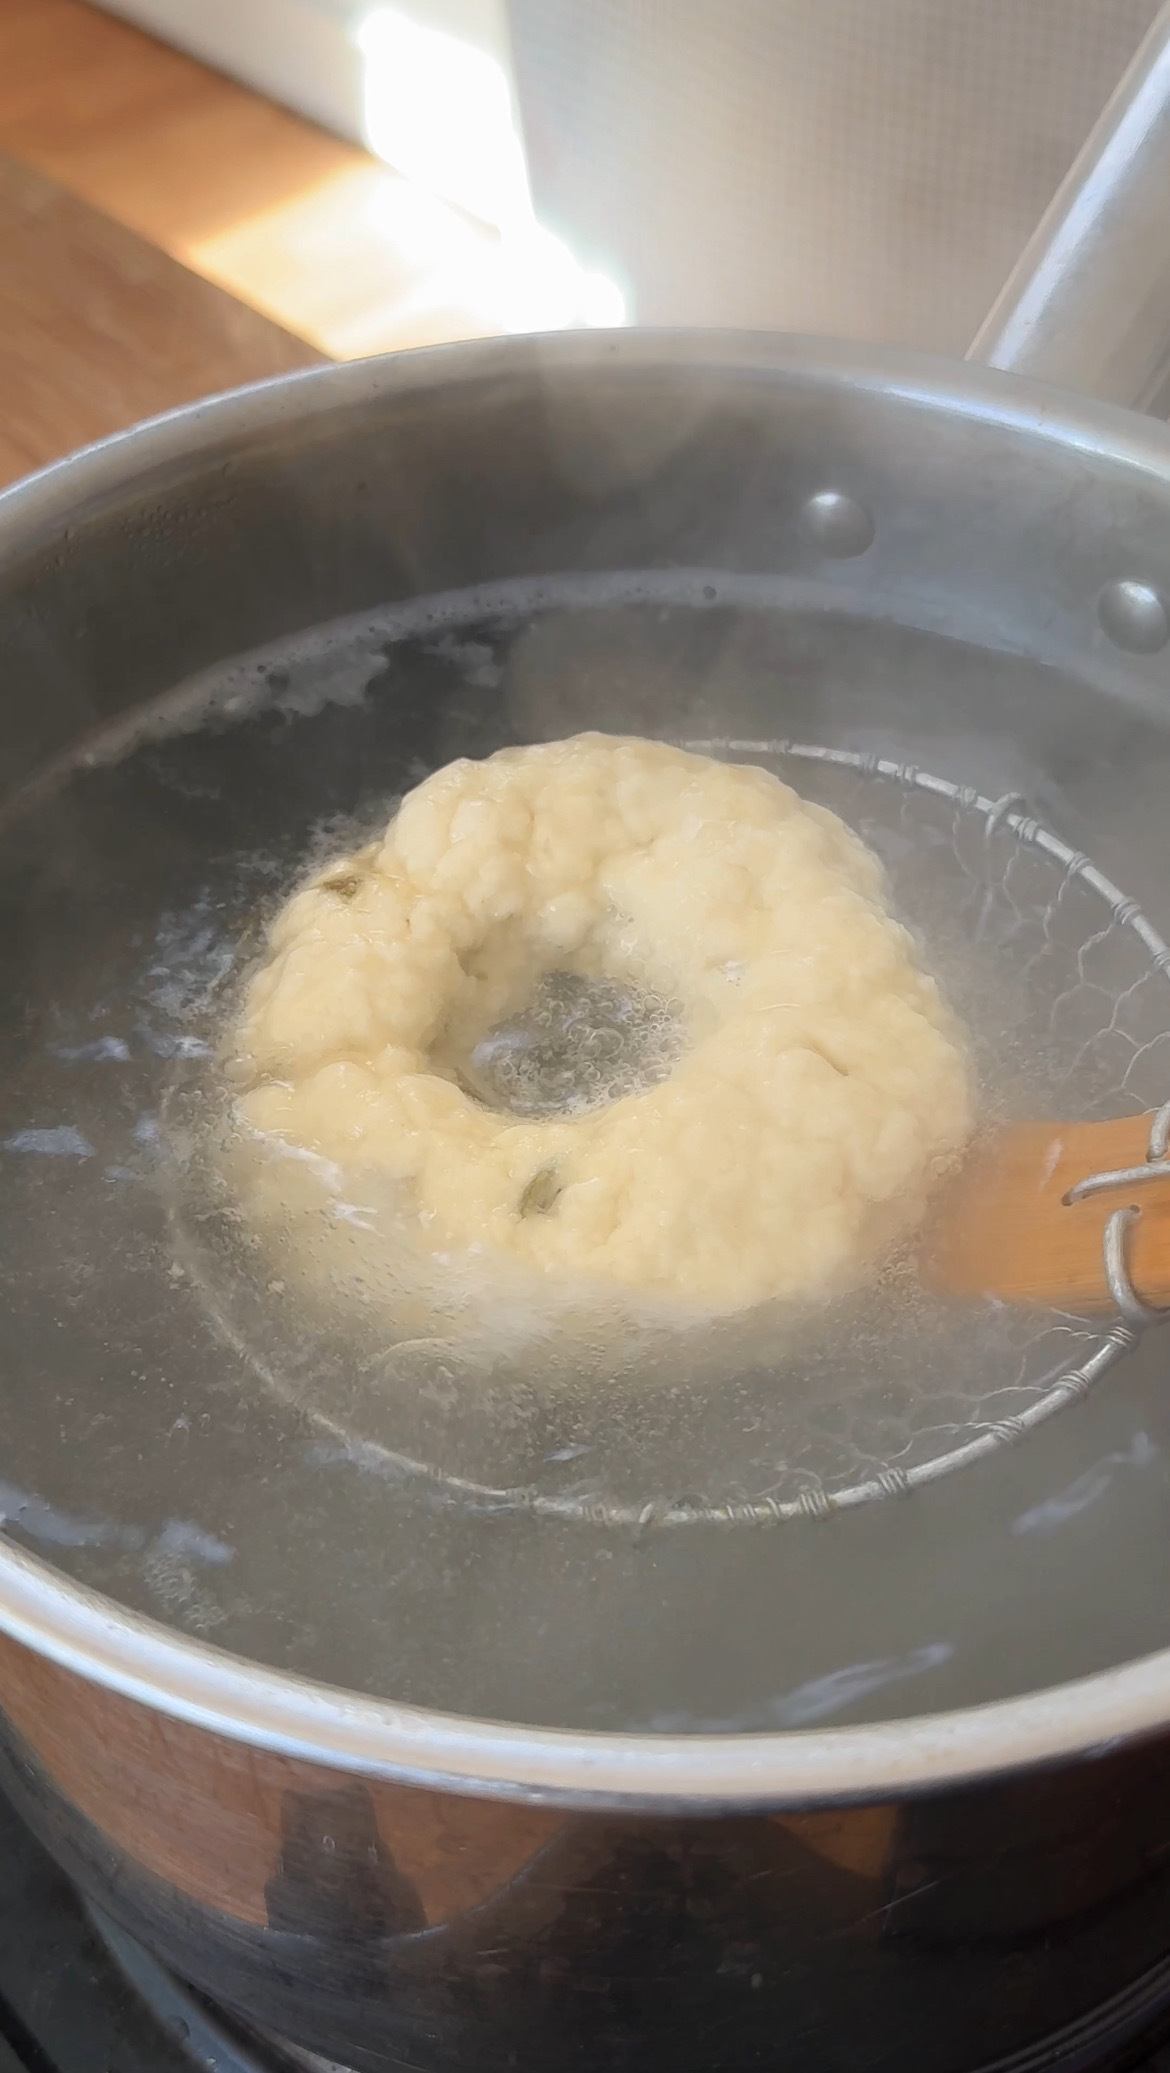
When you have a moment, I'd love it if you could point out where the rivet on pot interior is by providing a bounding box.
[801,490,875,558]
[1098,578,1170,654]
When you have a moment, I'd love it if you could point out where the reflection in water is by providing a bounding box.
[1012,1431,1157,1537]
[650,1643,954,1732]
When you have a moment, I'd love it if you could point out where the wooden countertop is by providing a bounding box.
[0,152,325,488]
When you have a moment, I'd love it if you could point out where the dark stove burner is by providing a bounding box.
[88,1913,346,2073]
[0,1780,338,2073]
[5,1776,1170,2073]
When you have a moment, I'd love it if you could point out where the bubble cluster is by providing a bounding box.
[462,970,686,1118]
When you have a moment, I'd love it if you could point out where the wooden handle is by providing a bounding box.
[926,1111,1170,1313]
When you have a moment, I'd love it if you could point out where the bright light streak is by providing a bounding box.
[355,4,626,332]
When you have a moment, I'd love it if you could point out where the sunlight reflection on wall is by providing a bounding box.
[354,3,627,333]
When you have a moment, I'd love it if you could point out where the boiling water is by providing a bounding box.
[166,604,1169,1529]
[456,970,686,1120]
[1,578,1169,1728]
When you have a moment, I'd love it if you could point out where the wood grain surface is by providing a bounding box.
[0,0,505,359]
[0,152,324,488]
[0,0,360,255]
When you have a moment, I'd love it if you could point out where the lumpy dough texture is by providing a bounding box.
[235,735,973,1312]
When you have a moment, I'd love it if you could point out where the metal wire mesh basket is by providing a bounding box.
[178,739,1170,1531]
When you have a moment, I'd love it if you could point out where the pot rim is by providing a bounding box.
[3,327,1170,1807]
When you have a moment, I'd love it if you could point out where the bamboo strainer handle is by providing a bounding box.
[926,1108,1170,1316]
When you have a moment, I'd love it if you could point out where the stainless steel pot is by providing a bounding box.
[3,16,1170,2071]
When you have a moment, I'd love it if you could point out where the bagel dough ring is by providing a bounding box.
[234,734,973,1312]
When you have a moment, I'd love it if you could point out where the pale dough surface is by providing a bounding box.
[234,735,973,1311]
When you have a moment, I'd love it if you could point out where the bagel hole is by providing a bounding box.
[439,968,686,1118]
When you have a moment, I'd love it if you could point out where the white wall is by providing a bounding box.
[97,0,366,144]
[96,0,527,229]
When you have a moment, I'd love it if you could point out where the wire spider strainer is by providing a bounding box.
[174,741,1170,1531]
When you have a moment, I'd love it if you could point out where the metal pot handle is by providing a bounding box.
[968,0,1170,413]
